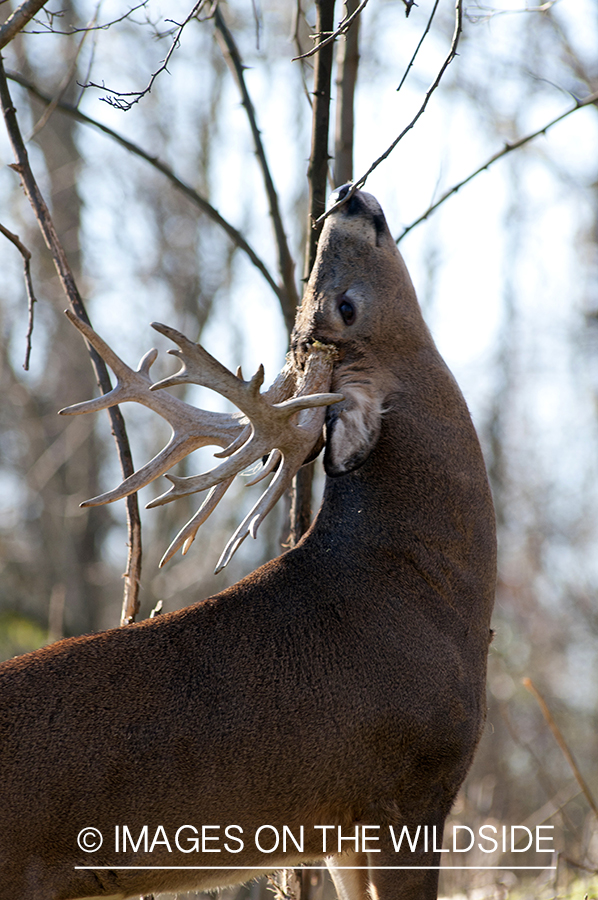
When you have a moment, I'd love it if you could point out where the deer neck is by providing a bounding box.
[304,344,496,627]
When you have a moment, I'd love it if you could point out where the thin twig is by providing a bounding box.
[396,0,442,94]
[523,677,598,820]
[250,0,262,50]
[0,0,49,50]
[398,87,598,241]
[292,0,369,61]
[500,701,580,836]
[0,56,143,625]
[316,0,464,227]
[6,70,284,305]
[83,0,207,111]
[291,0,313,107]
[0,222,37,369]
[214,7,299,333]
[22,0,150,35]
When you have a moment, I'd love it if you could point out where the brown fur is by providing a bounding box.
[0,190,496,900]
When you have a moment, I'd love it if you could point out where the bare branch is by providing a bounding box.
[334,0,360,186]
[214,7,300,333]
[0,0,48,50]
[396,0,442,94]
[304,0,336,277]
[6,70,285,306]
[291,1,313,107]
[0,57,143,625]
[523,678,598,820]
[0,222,37,369]
[82,0,207,111]
[398,87,598,241]
[292,0,369,61]
[316,0,464,228]
[22,1,151,35]
[291,0,336,551]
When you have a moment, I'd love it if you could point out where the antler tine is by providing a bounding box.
[145,385,341,509]
[213,361,297,460]
[155,356,314,568]
[213,349,340,572]
[60,310,160,415]
[80,432,217,508]
[153,346,339,572]
[61,311,247,506]
[61,312,239,434]
[150,322,266,412]
[214,429,322,574]
[158,477,234,569]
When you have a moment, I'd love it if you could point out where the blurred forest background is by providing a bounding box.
[1,0,597,897]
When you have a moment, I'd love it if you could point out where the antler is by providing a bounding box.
[60,311,341,570]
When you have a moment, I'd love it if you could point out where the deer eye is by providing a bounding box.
[337,296,356,326]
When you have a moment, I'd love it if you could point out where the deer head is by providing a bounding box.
[293,185,429,477]
[58,186,434,571]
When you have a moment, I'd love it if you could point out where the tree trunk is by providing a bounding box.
[290,0,336,550]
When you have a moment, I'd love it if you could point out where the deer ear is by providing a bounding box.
[324,384,384,476]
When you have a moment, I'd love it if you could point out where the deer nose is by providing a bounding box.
[328,183,353,208]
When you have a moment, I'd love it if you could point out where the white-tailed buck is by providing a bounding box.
[0,188,496,900]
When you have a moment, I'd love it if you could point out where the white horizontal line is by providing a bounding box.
[74,866,557,871]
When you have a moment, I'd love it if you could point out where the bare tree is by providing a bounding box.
[1,1,598,895]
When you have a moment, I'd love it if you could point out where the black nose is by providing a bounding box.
[328,183,353,208]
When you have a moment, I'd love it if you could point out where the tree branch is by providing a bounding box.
[214,6,300,333]
[523,678,598,820]
[82,0,208,111]
[398,87,598,241]
[334,0,360,186]
[316,0,463,228]
[291,1,313,108]
[289,0,336,551]
[292,0,369,61]
[6,70,285,306]
[0,56,142,625]
[396,0,442,94]
[0,0,49,50]
[304,0,336,278]
[0,222,37,369]
[21,1,150,35]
